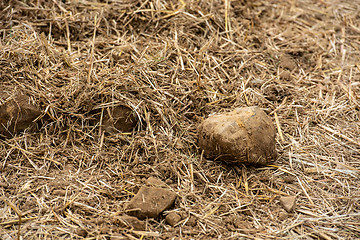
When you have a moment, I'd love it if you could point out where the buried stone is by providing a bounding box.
[102,105,137,134]
[0,95,41,137]
[198,106,277,165]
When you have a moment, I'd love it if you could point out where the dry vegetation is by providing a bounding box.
[1,0,360,239]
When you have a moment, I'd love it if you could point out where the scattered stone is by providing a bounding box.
[198,107,277,165]
[166,212,182,226]
[125,186,177,219]
[52,189,66,196]
[103,105,137,134]
[280,196,296,212]
[186,216,197,227]
[279,70,292,80]
[113,215,145,231]
[0,95,41,137]
[279,54,297,71]
[145,177,167,188]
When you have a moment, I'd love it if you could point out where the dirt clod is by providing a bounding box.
[279,55,297,71]
[277,209,288,221]
[198,107,277,165]
[103,105,137,134]
[0,95,41,137]
[279,70,292,80]
[166,212,182,226]
[125,186,177,219]
[52,189,66,196]
[186,216,197,227]
[280,196,296,212]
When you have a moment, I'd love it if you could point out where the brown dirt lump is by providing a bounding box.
[198,106,277,165]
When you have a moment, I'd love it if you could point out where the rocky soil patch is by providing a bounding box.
[1,0,359,239]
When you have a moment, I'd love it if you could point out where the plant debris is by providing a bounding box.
[1,0,360,239]
[166,212,182,227]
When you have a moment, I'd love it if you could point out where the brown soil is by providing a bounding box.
[1,0,360,239]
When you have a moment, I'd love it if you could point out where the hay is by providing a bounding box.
[1,0,359,238]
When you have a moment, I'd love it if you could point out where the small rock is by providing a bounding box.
[278,209,288,221]
[103,105,137,134]
[0,95,41,137]
[146,177,167,188]
[186,216,197,227]
[279,54,297,71]
[125,186,177,219]
[113,215,145,231]
[52,189,66,196]
[166,212,182,226]
[280,196,296,212]
[279,70,292,80]
[198,107,277,165]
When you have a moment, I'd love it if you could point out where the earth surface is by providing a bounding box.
[1,0,360,239]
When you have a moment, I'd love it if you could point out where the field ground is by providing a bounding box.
[1,0,360,239]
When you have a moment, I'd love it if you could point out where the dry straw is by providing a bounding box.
[0,0,359,239]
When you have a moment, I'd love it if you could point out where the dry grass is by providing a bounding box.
[1,0,360,239]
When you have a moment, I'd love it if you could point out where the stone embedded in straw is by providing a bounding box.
[197,106,277,165]
[102,105,137,134]
[125,186,177,219]
[166,212,182,227]
[0,94,41,137]
[280,54,297,71]
[279,196,296,212]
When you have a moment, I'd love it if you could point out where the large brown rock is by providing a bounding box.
[198,107,277,165]
[125,186,177,219]
[0,95,41,137]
